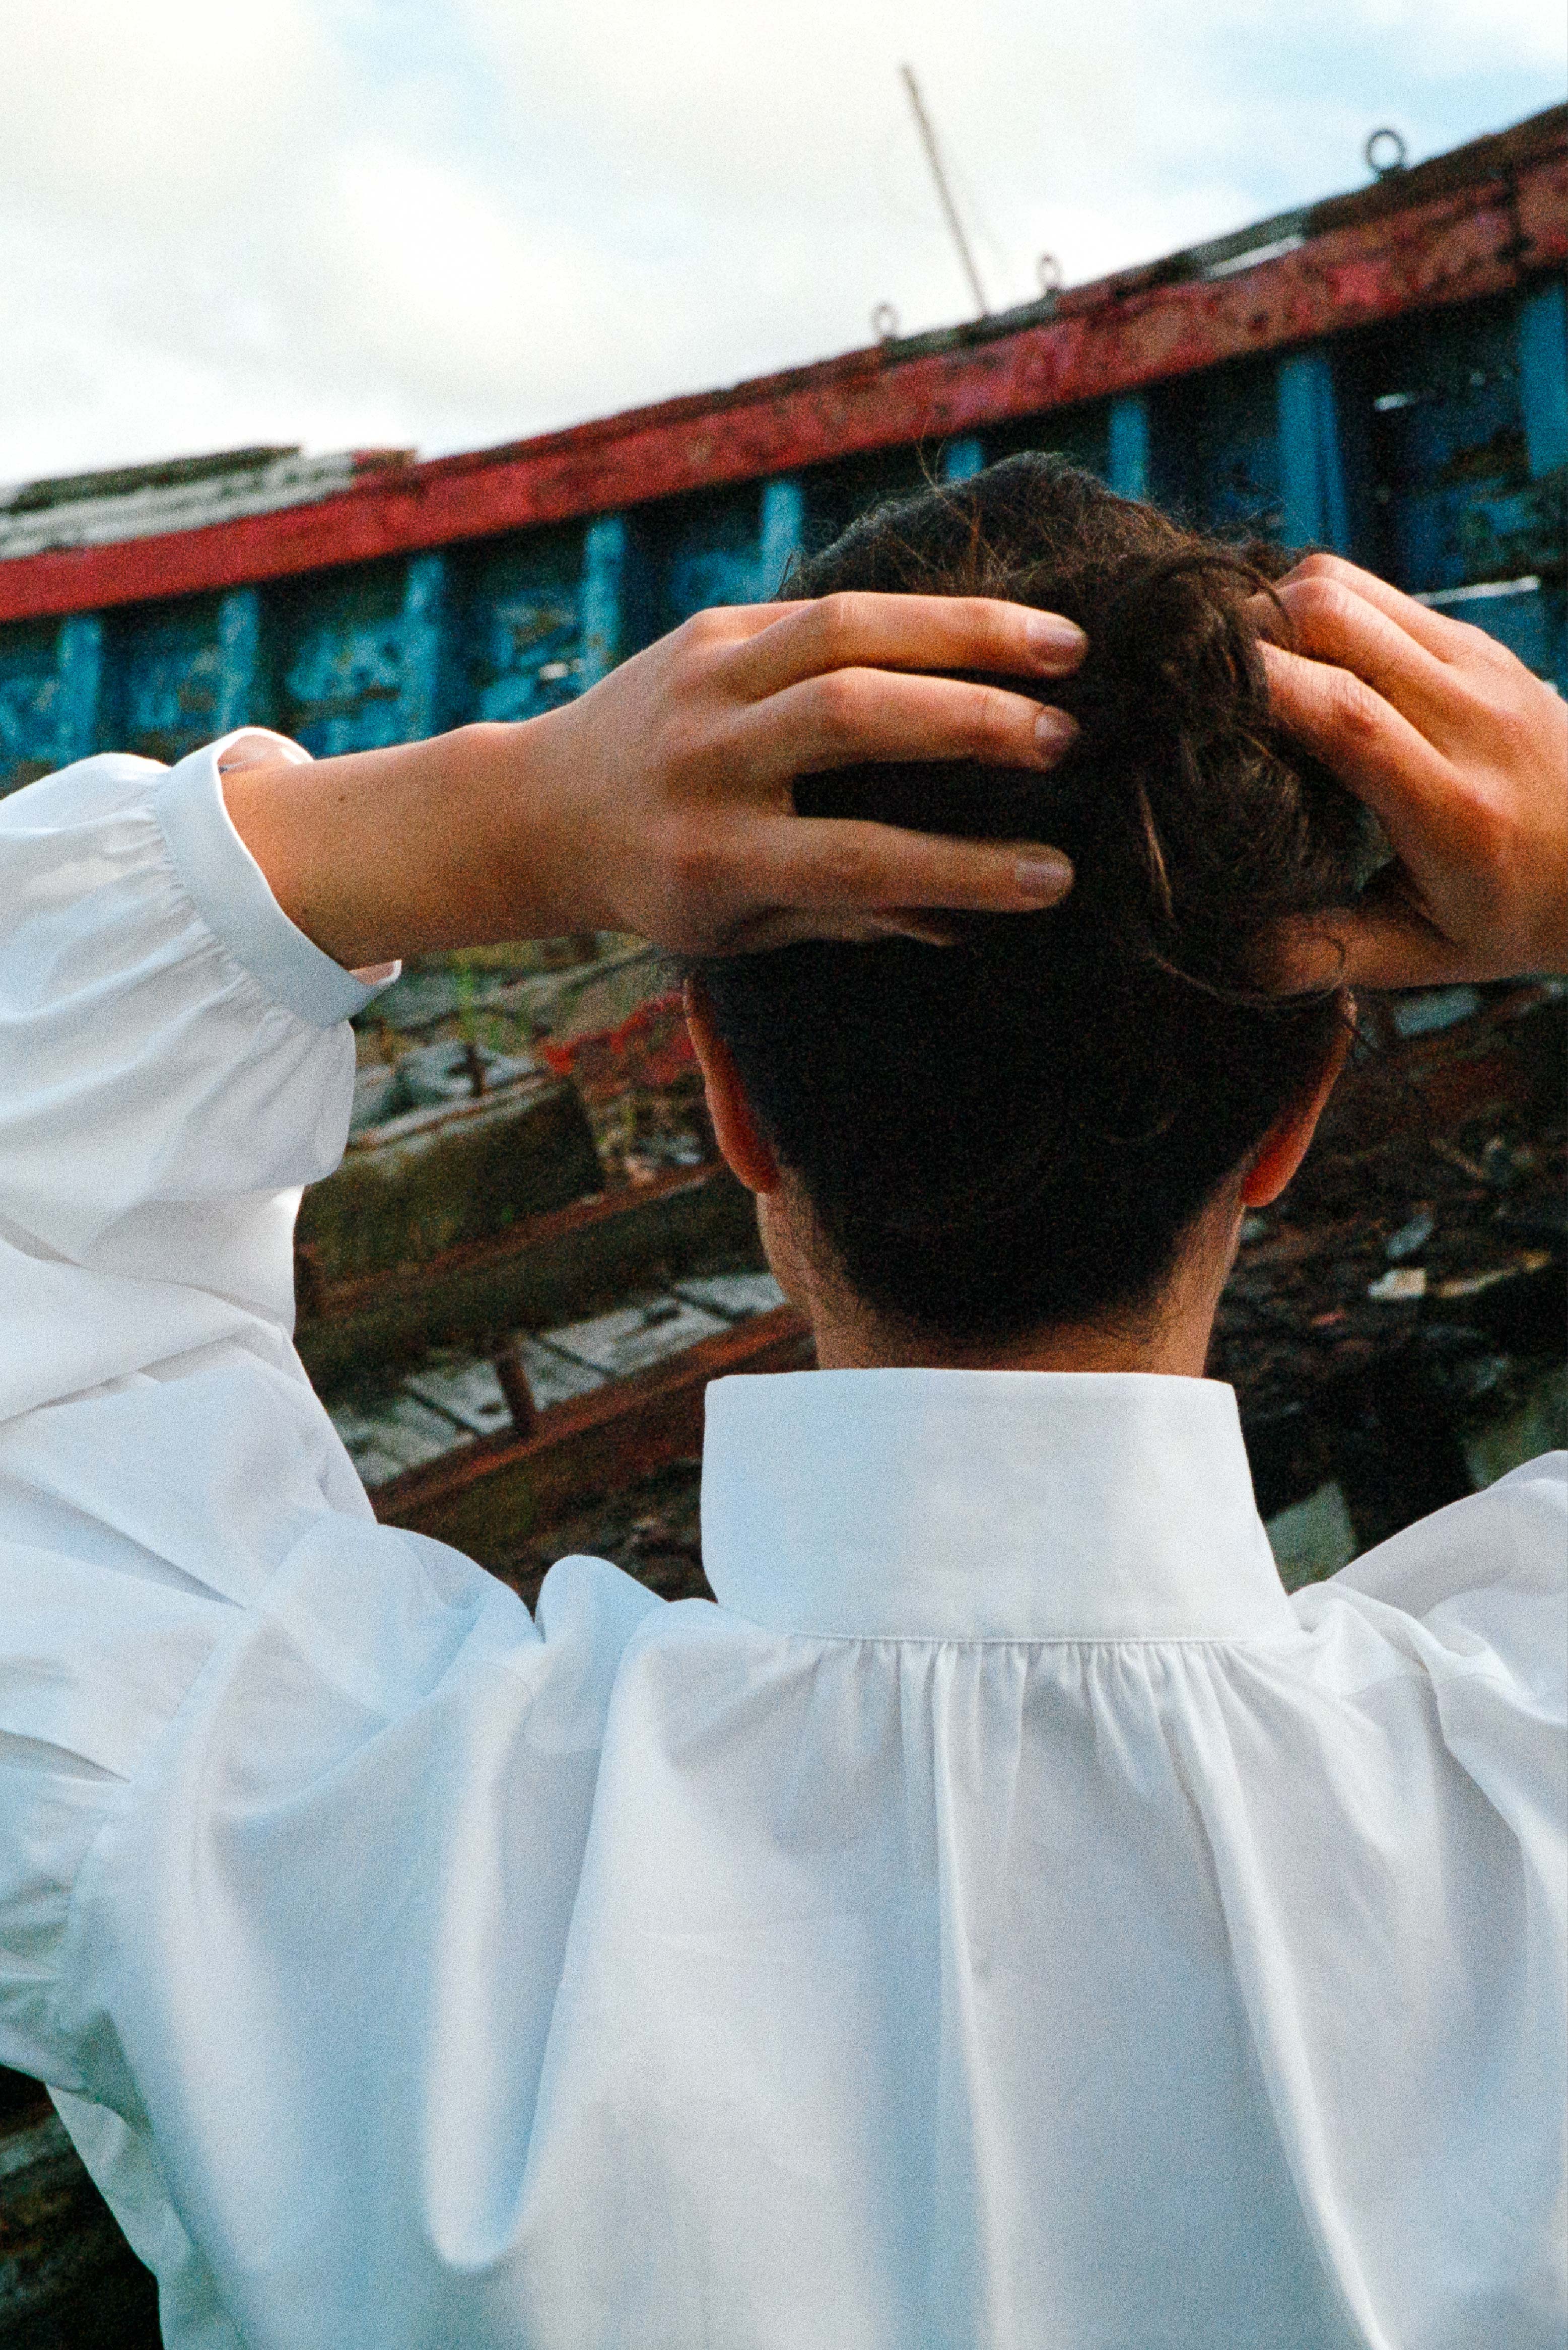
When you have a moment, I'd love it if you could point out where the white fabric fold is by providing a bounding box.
[0,746,1561,2350]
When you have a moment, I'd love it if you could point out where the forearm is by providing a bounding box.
[222,594,1089,967]
[222,721,589,970]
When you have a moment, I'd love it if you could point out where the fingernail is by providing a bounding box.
[1027,612,1088,668]
[1034,707,1078,761]
[1015,853,1074,903]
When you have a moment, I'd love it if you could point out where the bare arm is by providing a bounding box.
[1260,554,1567,990]
[223,593,1086,966]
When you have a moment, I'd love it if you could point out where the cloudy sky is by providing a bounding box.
[3,0,1563,485]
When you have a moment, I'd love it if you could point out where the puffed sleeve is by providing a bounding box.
[0,737,648,2118]
[1293,1453,1566,1915]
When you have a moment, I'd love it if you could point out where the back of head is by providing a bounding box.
[700,454,1376,1345]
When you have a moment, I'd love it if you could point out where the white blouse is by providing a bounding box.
[0,736,1561,2350]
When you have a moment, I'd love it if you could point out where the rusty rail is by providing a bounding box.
[370,1302,813,1561]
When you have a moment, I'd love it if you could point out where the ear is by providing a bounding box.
[1239,1009,1353,1208]
[683,977,782,1197]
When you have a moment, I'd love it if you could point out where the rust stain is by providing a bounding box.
[0,132,1562,623]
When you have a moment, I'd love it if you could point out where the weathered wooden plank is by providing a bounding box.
[295,1158,760,1390]
[295,1074,602,1290]
[369,1302,812,1561]
[3,142,1560,624]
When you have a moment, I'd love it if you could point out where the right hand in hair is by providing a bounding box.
[1258,552,1568,989]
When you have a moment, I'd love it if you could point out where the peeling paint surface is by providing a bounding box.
[0,114,1562,796]
[0,621,61,791]
[464,529,585,726]
[281,568,407,757]
[108,596,231,767]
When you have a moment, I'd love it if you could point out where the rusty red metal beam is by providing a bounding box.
[371,1302,813,1560]
[3,143,1562,625]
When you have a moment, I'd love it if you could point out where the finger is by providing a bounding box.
[684,598,811,643]
[1264,574,1465,734]
[742,666,1078,782]
[1268,902,1477,993]
[1264,552,1465,661]
[731,591,1088,699]
[739,814,1075,915]
[1260,547,1495,662]
[1259,643,1454,854]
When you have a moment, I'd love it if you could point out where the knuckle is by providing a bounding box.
[974,684,1024,758]
[813,592,869,658]
[812,836,874,897]
[1290,550,1352,588]
[811,666,865,729]
[678,607,730,655]
[1467,796,1513,864]
[663,818,722,897]
[1454,615,1520,678]
[1324,667,1383,744]
[1283,574,1349,634]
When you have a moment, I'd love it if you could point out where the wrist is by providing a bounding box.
[492,704,621,941]
[225,719,619,966]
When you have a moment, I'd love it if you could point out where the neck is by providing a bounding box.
[769,1198,1240,1380]
[807,1304,1217,1378]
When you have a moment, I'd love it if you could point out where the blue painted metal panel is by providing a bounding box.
[0,620,64,792]
[580,514,631,685]
[5,272,1562,769]
[655,486,770,633]
[461,527,584,726]
[1154,358,1282,535]
[1277,351,1350,550]
[54,613,104,768]
[214,588,262,735]
[107,596,231,766]
[398,552,449,741]
[1517,280,1567,477]
[757,476,805,597]
[281,568,407,757]
[1364,295,1532,593]
[1349,285,1566,688]
[1107,395,1150,500]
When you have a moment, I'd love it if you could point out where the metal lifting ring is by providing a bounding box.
[871,302,901,343]
[1036,253,1063,296]
[1365,126,1409,180]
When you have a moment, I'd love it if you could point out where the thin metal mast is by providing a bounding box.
[899,64,989,319]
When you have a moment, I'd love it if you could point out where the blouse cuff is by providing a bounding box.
[153,730,400,1030]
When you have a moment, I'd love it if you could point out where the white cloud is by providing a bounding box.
[0,0,1561,481]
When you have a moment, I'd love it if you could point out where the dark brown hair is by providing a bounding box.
[700,454,1376,1343]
